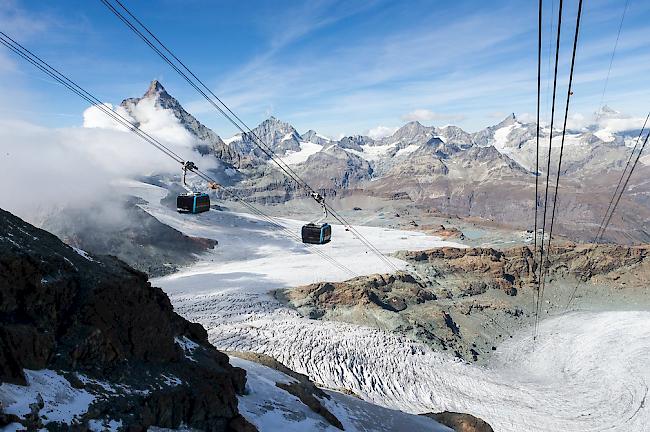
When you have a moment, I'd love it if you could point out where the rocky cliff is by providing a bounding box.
[278,243,650,364]
[0,207,254,431]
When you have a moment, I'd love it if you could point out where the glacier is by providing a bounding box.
[123,181,649,432]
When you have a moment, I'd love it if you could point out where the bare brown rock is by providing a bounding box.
[422,411,494,432]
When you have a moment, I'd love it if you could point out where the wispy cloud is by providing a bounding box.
[401,110,466,124]
[3,0,650,138]
[366,125,397,139]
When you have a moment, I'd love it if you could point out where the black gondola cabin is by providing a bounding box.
[177,192,210,214]
[301,223,331,244]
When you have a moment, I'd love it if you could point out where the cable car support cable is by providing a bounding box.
[534,0,564,340]
[535,0,583,338]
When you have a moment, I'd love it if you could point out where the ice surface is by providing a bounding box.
[345,143,398,161]
[231,357,452,432]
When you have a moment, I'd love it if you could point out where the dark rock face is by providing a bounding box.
[0,208,255,431]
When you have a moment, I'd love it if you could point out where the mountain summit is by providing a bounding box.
[121,80,242,166]
[143,79,167,99]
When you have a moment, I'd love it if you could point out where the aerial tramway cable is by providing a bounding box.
[535,0,583,339]
[532,0,543,339]
[99,0,403,273]
[534,0,564,340]
[0,31,358,279]
[594,112,650,242]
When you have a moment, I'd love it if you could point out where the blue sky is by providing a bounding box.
[2,0,650,138]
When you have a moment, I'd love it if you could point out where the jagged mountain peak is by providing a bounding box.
[338,134,374,151]
[495,113,518,128]
[240,116,302,155]
[255,116,299,135]
[119,80,242,166]
[301,129,332,145]
[144,79,167,98]
[397,120,431,133]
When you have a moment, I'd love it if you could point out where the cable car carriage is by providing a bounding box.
[176,161,215,214]
[301,222,331,244]
[177,192,210,214]
[301,192,332,244]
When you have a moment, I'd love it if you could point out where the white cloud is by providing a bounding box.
[366,125,398,139]
[559,108,647,133]
[83,98,204,152]
[82,103,134,131]
[0,99,219,225]
[0,0,52,38]
[401,109,466,123]
[597,115,647,134]
[565,113,589,130]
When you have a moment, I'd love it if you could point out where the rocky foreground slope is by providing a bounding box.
[278,244,650,363]
[0,207,253,431]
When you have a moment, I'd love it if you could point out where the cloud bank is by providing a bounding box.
[0,100,217,225]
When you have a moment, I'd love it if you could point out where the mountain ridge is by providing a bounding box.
[110,80,650,244]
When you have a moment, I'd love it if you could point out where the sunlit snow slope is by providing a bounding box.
[128,181,649,432]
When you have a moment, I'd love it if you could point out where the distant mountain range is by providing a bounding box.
[117,80,650,244]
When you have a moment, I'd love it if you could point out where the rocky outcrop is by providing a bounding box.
[399,243,650,289]
[0,208,254,431]
[422,411,494,432]
[279,243,650,364]
[278,272,435,317]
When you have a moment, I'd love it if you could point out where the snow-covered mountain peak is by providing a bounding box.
[240,116,302,155]
[259,116,294,130]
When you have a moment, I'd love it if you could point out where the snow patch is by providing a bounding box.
[277,141,323,165]
[223,134,241,145]
[347,142,397,161]
[175,336,200,362]
[89,419,123,431]
[394,144,420,157]
[0,370,95,425]
[72,246,96,262]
